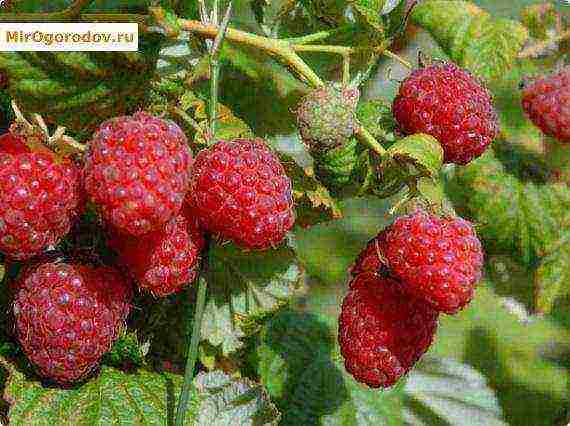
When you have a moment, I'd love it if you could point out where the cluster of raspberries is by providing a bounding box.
[0,112,294,384]
[338,209,484,388]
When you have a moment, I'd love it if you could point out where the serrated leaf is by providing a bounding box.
[254,310,404,426]
[194,371,280,425]
[0,45,162,139]
[404,356,506,425]
[201,241,304,356]
[534,235,570,314]
[446,149,570,268]
[1,358,195,425]
[387,133,443,178]
[278,152,343,227]
[412,1,528,80]
[376,134,443,199]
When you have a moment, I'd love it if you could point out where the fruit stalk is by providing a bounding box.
[208,1,233,141]
[174,272,208,426]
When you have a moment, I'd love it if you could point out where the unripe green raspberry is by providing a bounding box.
[312,99,395,196]
[313,138,367,193]
[295,84,360,152]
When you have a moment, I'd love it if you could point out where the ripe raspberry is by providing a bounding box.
[295,84,360,152]
[12,262,132,384]
[521,67,570,143]
[378,210,484,314]
[83,112,192,236]
[393,62,499,165]
[0,132,81,260]
[108,206,204,297]
[187,138,294,249]
[339,272,438,388]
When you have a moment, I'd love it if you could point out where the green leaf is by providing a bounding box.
[534,236,570,314]
[404,356,506,425]
[194,371,280,425]
[412,1,528,80]
[1,359,193,425]
[374,133,444,199]
[1,357,280,426]
[386,133,443,179]
[201,241,305,356]
[253,310,404,425]
[446,149,569,267]
[0,45,162,139]
[279,152,343,227]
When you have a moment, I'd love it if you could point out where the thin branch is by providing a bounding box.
[342,54,350,86]
[383,49,413,69]
[283,24,355,45]
[356,127,387,156]
[177,19,324,87]
[209,1,233,141]
[173,274,208,426]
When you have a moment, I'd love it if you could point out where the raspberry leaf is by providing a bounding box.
[1,358,280,425]
[252,310,405,425]
[404,356,506,425]
[534,236,570,315]
[411,1,528,80]
[279,153,343,227]
[0,46,162,139]
[201,241,305,356]
[1,359,195,425]
[194,371,280,425]
[446,149,570,314]
[384,133,444,180]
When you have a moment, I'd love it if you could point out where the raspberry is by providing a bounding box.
[12,262,132,384]
[295,84,360,152]
[0,132,81,260]
[187,138,294,250]
[378,210,484,314]
[108,206,204,297]
[393,62,499,165]
[522,67,570,143]
[83,112,192,236]
[338,272,438,388]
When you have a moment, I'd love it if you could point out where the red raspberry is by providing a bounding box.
[378,210,484,314]
[108,206,204,297]
[338,272,438,388]
[83,112,192,236]
[12,262,132,384]
[187,138,295,249]
[393,62,499,165]
[0,133,81,260]
[522,67,570,143]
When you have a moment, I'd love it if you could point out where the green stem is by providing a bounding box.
[283,24,354,44]
[178,19,323,87]
[174,273,208,426]
[356,127,387,156]
[208,1,233,141]
[210,57,220,139]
